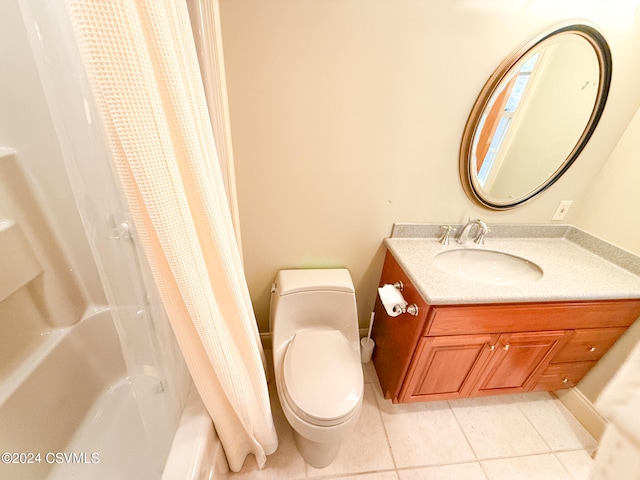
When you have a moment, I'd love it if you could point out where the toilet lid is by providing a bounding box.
[283,330,363,426]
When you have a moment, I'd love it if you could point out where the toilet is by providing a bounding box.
[270,268,364,468]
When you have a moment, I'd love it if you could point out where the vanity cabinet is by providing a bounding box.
[400,334,498,401]
[371,251,640,403]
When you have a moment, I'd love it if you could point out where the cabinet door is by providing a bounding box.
[470,330,572,396]
[399,334,499,402]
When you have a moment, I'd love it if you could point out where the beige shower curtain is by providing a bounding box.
[64,0,277,471]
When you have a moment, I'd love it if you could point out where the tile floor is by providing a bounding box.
[230,360,597,480]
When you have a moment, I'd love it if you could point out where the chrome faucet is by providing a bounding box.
[456,219,489,245]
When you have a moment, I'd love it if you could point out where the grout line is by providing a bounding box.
[446,401,492,478]
[477,450,572,463]
[513,393,557,454]
[308,468,399,480]
[447,398,481,462]
[478,461,491,479]
[552,450,587,480]
[369,370,399,473]
[394,461,487,471]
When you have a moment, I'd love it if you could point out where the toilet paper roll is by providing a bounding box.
[377,284,407,317]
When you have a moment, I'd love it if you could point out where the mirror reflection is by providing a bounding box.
[460,24,612,209]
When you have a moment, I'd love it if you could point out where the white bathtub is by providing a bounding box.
[0,309,224,479]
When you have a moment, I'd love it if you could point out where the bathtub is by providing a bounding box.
[0,308,225,479]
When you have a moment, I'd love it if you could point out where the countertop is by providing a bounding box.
[384,224,640,305]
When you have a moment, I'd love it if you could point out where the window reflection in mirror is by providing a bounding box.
[476,53,539,188]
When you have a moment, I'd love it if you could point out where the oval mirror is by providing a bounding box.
[460,23,612,209]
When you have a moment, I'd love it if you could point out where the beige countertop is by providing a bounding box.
[384,224,640,305]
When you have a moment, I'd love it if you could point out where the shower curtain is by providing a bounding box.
[64,0,277,471]
[590,340,640,479]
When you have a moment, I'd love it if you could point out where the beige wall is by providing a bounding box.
[219,0,640,334]
[573,106,640,403]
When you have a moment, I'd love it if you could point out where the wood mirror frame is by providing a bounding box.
[459,22,612,210]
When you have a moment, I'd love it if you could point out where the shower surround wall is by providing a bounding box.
[0,0,199,477]
[0,149,85,402]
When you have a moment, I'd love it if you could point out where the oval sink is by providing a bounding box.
[433,249,543,285]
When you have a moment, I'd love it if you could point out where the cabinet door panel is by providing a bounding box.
[399,334,497,402]
[471,331,571,395]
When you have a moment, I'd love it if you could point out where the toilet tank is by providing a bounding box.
[270,269,359,348]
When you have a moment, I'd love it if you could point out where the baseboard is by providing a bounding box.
[260,332,272,350]
[556,387,607,441]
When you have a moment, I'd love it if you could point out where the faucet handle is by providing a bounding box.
[474,231,487,245]
[473,223,490,245]
[439,225,456,246]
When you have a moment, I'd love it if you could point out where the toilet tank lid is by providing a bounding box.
[276,269,354,295]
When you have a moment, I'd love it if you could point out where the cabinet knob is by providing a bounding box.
[562,377,569,384]
[503,344,510,351]
[489,345,495,351]
[587,345,596,353]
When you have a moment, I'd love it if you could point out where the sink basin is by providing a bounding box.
[433,248,543,285]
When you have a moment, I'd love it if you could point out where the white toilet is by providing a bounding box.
[270,268,364,468]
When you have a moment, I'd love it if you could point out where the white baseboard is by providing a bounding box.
[556,387,607,441]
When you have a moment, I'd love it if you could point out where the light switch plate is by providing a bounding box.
[552,200,573,221]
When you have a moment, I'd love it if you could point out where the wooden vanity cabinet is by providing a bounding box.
[371,251,640,403]
[398,330,572,402]
[399,333,498,402]
[467,330,571,396]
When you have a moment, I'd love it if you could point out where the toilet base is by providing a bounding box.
[292,429,342,468]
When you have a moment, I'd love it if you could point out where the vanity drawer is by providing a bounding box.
[424,300,640,337]
[551,327,627,363]
[534,361,596,391]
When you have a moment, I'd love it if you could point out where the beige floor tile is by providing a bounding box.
[331,471,398,480]
[398,462,487,479]
[246,354,598,480]
[307,384,395,478]
[555,450,595,480]
[230,384,306,480]
[450,395,551,459]
[375,388,476,468]
[362,360,380,386]
[515,392,597,453]
[481,453,574,480]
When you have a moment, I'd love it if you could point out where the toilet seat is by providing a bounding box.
[283,329,363,427]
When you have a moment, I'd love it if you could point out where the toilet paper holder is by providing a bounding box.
[389,281,419,317]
